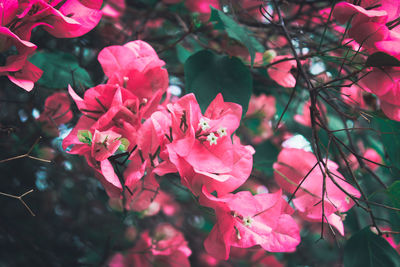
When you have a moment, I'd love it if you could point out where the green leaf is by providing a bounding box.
[77,130,92,144]
[344,227,400,267]
[184,50,252,115]
[253,140,279,176]
[30,51,93,89]
[176,44,192,64]
[118,138,130,152]
[209,7,263,66]
[374,117,400,168]
[387,181,400,209]
[387,179,400,243]
[387,181,400,224]
[366,52,400,67]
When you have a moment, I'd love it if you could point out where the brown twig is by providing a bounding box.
[0,137,51,164]
[0,189,35,216]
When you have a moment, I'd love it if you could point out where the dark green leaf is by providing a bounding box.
[176,44,192,64]
[388,179,400,243]
[387,181,400,209]
[366,52,400,67]
[30,51,93,89]
[344,227,400,267]
[184,50,252,114]
[374,117,400,168]
[176,39,203,64]
[209,7,263,66]
[253,140,279,176]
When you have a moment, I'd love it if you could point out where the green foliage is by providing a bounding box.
[387,181,400,240]
[176,44,193,64]
[184,50,252,114]
[253,140,279,176]
[344,227,400,267]
[209,7,263,66]
[78,130,92,144]
[387,181,400,211]
[176,37,203,64]
[366,52,400,67]
[374,117,400,169]
[119,138,130,152]
[30,51,93,89]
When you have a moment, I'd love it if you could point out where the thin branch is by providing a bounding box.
[0,189,35,216]
[0,137,51,164]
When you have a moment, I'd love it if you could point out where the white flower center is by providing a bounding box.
[198,118,210,131]
[207,132,218,145]
[243,216,253,227]
[217,127,227,137]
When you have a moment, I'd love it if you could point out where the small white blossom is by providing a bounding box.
[207,132,218,145]
[217,127,227,137]
[198,118,210,131]
[243,216,253,227]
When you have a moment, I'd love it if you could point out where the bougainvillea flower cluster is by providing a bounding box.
[62,40,306,265]
[245,94,276,144]
[333,0,400,121]
[109,223,192,267]
[0,0,102,91]
[273,148,361,235]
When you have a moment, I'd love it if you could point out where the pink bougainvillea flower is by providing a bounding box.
[358,67,400,121]
[333,1,388,24]
[267,56,297,88]
[380,227,400,254]
[245,94,276,144]
[109,223,191,267]
[98,40,168,100]
[102,0,126,19]
[124,110,171,188]
[0,26,41,91]
[333,1,400,52]
[175,134,255,196]
[47,0,103,38]
[153,93,253,196]
[91,130,122,161]
[363,148,382,171]
[124,172,160,212]
[38,92,73,134]
[200,187,300,260]
[140,190,180,217]
[347,153,360,171]
[6,60,43,91]
[65,81,164,150]
[185,0,220,14]
[273,148,361,235]
[63,43,169,198]
[63,84,144,192]
[294,100,327,127]
[74,129,124,190]
[63,84,141,152]
[341,84,367,109]
[16,0,103,39]
[0,0,18,26]
[380,101,400,121]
